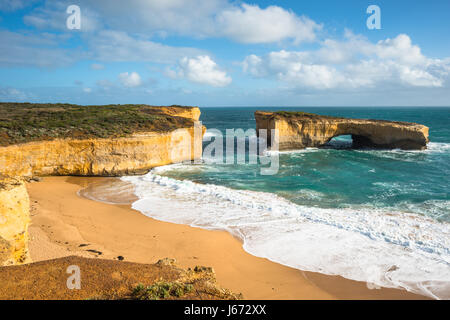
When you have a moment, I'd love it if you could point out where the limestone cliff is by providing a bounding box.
[255,111,429,151]
[0,178,30,266]
[0,126,204,178]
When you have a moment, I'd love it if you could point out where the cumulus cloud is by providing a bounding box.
[118,72,142,88]
[168,56,232,87]
[243,34,450,90]
[217,4,320,44]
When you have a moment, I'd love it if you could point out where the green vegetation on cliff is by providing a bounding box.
[271,110,417,125]
[273,111,339,119]
[131,281,194,300]
[0,103,197,146]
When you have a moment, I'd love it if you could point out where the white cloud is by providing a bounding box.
[244,50,342,89]
[0,0,37,12]
[118,72,142,88]
[23,1,100,32]
[89,30,205,64]
[243,34,450,90]
[81,0,225,36]
[0,30,78,67]
[0,87,29,101]
[169,55,232,87]
[217,4,320,44]
[374,34,425,65]
[24,0,320,44]
[0,29,204,67]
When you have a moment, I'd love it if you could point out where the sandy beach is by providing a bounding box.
[26,176,426,300]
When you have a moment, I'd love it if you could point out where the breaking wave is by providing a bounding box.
[122,168,450,300]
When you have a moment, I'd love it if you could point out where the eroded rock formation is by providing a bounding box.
[255,111,429,151]
[0,177,30,266]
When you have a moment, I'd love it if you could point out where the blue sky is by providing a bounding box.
[0,0,449,106]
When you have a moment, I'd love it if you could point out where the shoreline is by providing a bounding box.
[26,176,427,300]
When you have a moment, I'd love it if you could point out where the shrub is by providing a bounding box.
[131,281,194,300]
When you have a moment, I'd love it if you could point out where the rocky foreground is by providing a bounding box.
[255,111,429,151]
[0,256,241,300]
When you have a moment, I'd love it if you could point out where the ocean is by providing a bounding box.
[121,107,450,299]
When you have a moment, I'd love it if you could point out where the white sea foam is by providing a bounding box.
[265,142,450,159]
[393,200,450,221]
[264,148,320,156]
[356,142,450,157]
[122,169,450,299]
[427,142,450,153]
[348,143,450,164]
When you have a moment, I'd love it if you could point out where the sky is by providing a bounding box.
[0,0,449,106]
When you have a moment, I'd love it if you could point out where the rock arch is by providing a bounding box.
[255,111,429,151]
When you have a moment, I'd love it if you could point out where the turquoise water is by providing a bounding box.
[123,107,450,299]
[168,107,450,222]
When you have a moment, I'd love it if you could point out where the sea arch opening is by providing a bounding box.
[323,134,354,149]
[323,132,378,150]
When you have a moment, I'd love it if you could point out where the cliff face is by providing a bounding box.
[0,126,204,178]
[0,178,30,266]
[255,111,429,151]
